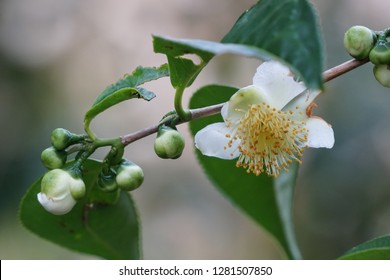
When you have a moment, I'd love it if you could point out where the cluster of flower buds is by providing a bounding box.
[38,127,147,215]
[38,128,87,215]
[40,128,84,170]
[344,26,390,87]
[37,123,186,215]
[98,159,144,193]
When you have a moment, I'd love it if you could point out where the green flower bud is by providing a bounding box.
[41,147,67,169]
[154,125,185,159]
[51,128,74,150]
[68,171,86,200]
[115,159,144,191]
[369,40,390,65]
[98,169,118,192]
[344,25,376,60]
[373,65,390,88]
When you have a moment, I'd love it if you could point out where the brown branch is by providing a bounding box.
[323,58,369,82]
[120,103,224,146]
[121,58,369,146]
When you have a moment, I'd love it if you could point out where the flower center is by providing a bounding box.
[226,102,308,177]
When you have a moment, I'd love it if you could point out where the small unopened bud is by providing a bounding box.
[115,159,144,191]
[98,169,118,192]
[344,25,376,60]
[51,128,74,150]
[69,173,86,200]
[154,125,185,159]
[51,128,84,150]
[41,147,67,169]
[373,65,390,88]
[369,41,390,65]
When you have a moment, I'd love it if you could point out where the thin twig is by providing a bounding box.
[121,58,369,146]
[323,58,369,82]
[120,104,224,146]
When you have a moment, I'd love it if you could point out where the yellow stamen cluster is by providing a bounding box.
[226,102,308,177]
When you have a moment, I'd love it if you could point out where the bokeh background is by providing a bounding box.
[1,0,390,259]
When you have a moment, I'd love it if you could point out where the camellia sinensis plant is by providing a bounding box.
[20,0,390,259]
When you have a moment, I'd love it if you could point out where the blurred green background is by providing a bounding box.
[1,0,390,259]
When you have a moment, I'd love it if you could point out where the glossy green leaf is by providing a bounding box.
[153,36,214,62]
[189,85,301,259]
[153,36,210,89]
[84,64,169,123]
[222,0,324,90]
[19,159,140,259]
[153,35,273,89]
[339,235,390,260]
[153,35,272,61]
[166,55,203,89]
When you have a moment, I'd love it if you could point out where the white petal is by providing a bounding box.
[194,122,240,159]
[282,88,321,116]
[305,117,335,148]
[37,192,76,215]
[225,85,267,122]
[252,61,306,109]
[221,101,229,122]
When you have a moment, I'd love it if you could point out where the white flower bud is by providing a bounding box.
[37,169,85,215]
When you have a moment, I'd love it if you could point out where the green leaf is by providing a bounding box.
[153,36,210,89]
[19,159,140,259]
[153,35,278,61]
[153,12,322,90]
[153,35,277,90]
[153,35,270,70]
[222,0,324,90]
[93,64,169,105]
[189,85,301,259]
[153,36,214,62]
[166,55,202,89]
[84,64,169,123]
[339,235,390,260]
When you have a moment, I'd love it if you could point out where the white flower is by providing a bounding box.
[195,61,334,177]
[37,169,85,215]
